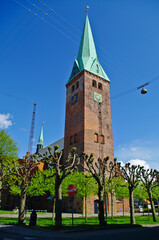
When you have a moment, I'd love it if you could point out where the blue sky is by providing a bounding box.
[1,0,159,170]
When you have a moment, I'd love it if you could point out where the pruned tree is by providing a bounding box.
[36,145,80,230]
[6,154,40,224]
[140,167,159,222]
[82,153,116,226]
[117,162,141,224]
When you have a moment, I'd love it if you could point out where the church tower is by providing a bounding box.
[36,122,44,154]
[64,15,114,164]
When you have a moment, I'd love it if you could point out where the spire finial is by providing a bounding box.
[85,5,89,14]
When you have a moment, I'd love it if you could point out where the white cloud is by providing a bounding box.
[0,113,12,129]
[118,159,150,169]
[129,159,150,169]
[115,139,159,170]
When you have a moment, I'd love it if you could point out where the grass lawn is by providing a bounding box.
[0,210,68,215]
[0,210,14,214]
[0,216,159,230]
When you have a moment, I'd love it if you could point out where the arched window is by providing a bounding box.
[94,133,98,143]
[98,82,102,90]
[70,136,73,145]
[100,135,105,144]
[74,134,77,143]
[92,80,97,88]
[71,85,75,93]
[76,81,79,89]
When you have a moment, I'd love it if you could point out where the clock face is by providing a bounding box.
[72,93,78,105]
[94,92,102,103]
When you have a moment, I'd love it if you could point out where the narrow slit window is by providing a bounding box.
[94,133,98,143]
[101,135,105,144]
[70,136,73,145]
[74,134,77,143]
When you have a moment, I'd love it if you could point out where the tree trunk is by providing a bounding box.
[82,197,84,217]
[85,194,87,222]
[0,181,2,209]
[55,176,62,230]
[52,198,55,222]
[122,199,125,216]
[142,199,144,216]
[111,192,113,218]
[105,193,108,218]
[18,184,27,224]
[148,188,157,222]
[98,186,106,226]
[129,187,135,225]
[147,202,150,216]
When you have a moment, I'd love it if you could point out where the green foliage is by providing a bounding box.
[27,168,56,196]
[25,168,97,200]
[62,170,97,197]
[10,184,21,195]
[152,186,159,200]
[134,182,148,200]
[0,130,19,162]
[0,130,19,186]
[113,177,129,200]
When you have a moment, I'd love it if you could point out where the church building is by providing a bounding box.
[36,14,118,214]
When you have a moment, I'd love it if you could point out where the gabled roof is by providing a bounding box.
[67,15,109,84]
[39,138,64,155]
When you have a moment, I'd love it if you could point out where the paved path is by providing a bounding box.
[0,212,145,218]
[0,213,87,218]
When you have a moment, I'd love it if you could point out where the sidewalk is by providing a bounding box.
[0,212,144,218]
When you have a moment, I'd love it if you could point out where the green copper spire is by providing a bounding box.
[37,122,44,147]
[67,15,109,84]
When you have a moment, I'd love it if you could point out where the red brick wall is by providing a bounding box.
[64,70,114,164]
[63,70,115,213]
[83,71,114,163]
[64,72,84,162]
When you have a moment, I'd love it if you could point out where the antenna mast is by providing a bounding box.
[27,103,36,155]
